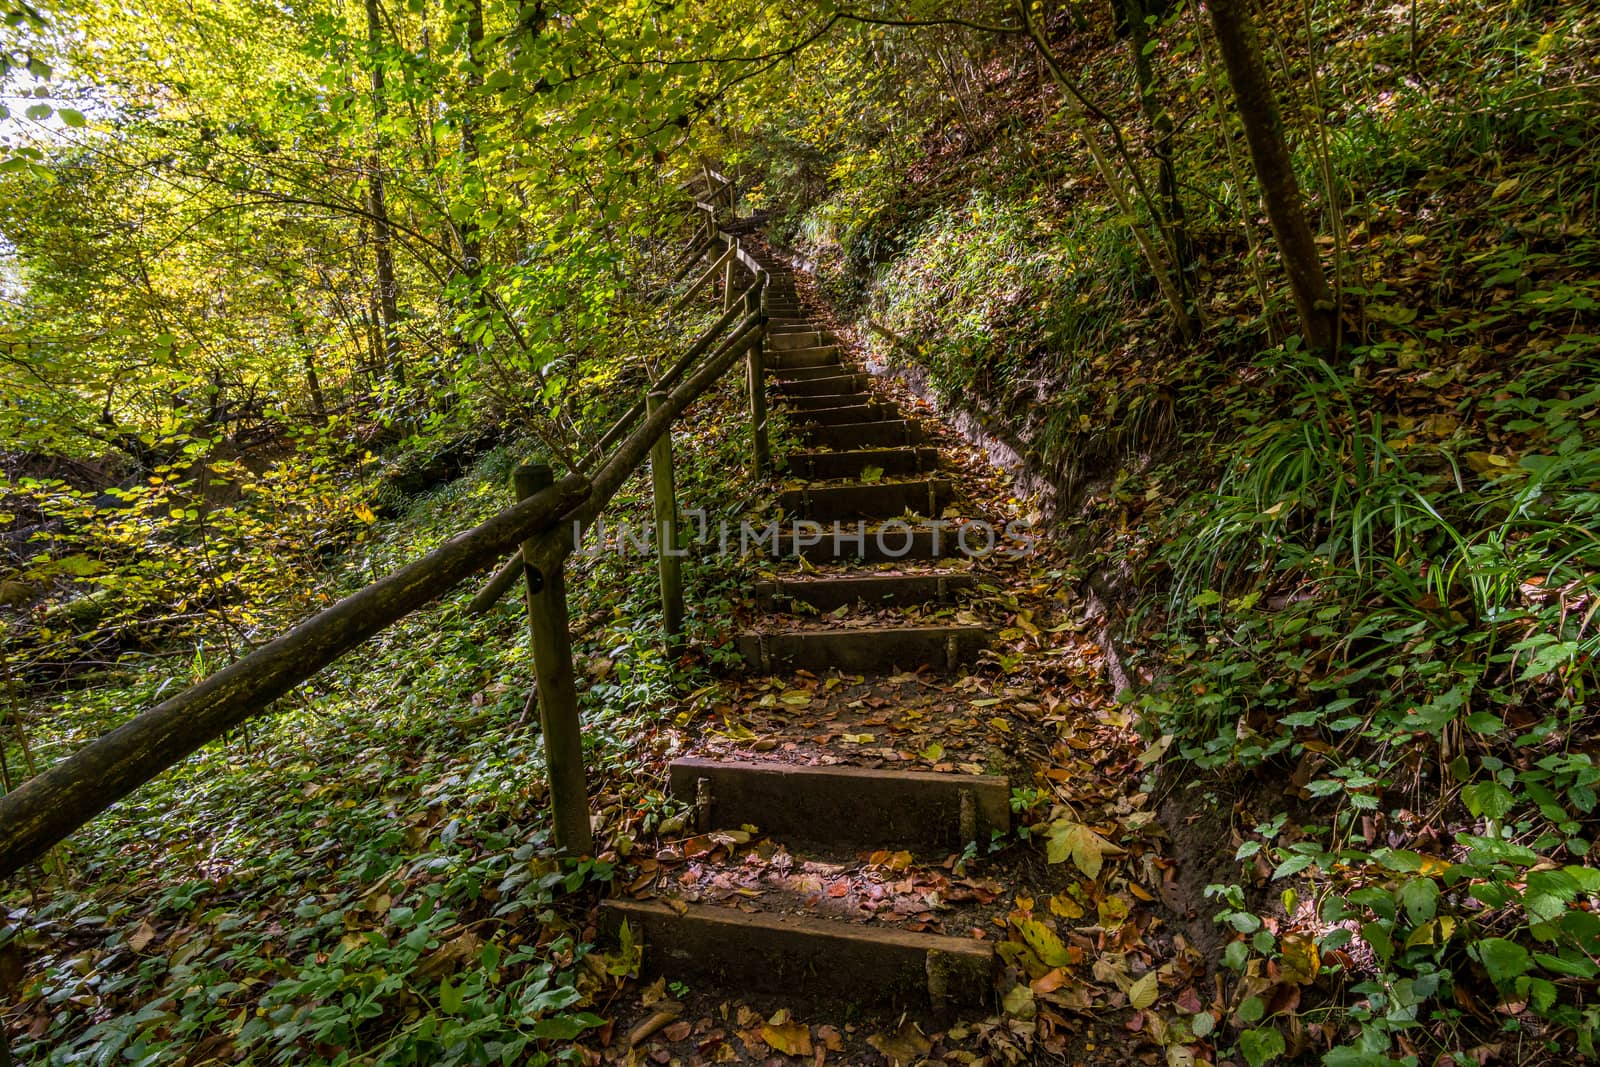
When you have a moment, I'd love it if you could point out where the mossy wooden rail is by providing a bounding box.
[0,183,769,881]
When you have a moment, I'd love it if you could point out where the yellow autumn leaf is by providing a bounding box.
[1049,892,1085,920]
[1280,930,1321,985]
[1016,918,1076,968]
[1045,819,1125,879]
[761,1020,812,1056]
[1128,971,1159,1010]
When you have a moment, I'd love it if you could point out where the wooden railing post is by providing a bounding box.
[514,461,594,857]
[646,391,684,638]
[722,239,737,311]
[745,274,769,479]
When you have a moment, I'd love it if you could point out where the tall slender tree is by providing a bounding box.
[365,0,404,384]
[1206,0,1337,351]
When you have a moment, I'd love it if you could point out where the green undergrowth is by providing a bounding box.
[726,0,1600,1061]
[1,329,760,1062]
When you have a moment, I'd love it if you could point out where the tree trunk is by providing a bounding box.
[1021,4,1198,342]
[366,0,404,385]
[455,0,487,358]
[1124,0,1191,290]
[1206,0,1336,351]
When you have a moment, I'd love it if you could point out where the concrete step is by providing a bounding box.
[603,899,993,1011]
[800,420,923,450]
[669,757,1008,849]
[791,401,897,426]
[779,478,952,520]
[772,362,858,383]
[768,331,828,351]
[756,572,974,612]
[752,524,976,564]
[737,625,989,673]
[788,446,938,480]
[777,373,870,398]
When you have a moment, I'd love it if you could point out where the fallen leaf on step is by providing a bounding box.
[1045,818,1124,879]
[761,1012,812,1056]
[867,1020,932,1064]
[628,1006,682,1047]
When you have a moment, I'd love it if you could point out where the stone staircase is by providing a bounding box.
[606,254,1010,1016]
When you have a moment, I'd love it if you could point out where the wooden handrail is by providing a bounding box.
[673,243,735,311]
[467,301,764,616]
[0,475,591,879]
[0,169,772,878]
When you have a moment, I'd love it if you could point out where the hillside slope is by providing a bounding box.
[723,0,1600,1061]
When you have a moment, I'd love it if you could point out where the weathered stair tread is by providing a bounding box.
[789,401,897,425]
[779,478,952,520]
[602,899,993,1009]
[737,625,989,673]
[782,392,880,412]
[771,362,857,383]
[669,756,1007,849]
[768,342,840,362]
[801,421,923,449]
[751,524,977,563]
[776,373,870,398]
[788,447,939,480]
[756,571,973,611]
[768,331,830,351]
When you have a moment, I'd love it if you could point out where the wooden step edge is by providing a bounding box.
[735,624,990,674]
[752,572,974,610]
[602,899,995,1010]
[669,756,1008,849]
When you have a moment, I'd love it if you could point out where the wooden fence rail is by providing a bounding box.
[0,173,769,880]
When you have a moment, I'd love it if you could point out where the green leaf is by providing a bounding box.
[24,102,51,121]
[1397,877,1439,925]
[1478,937,1531,984]
[1324,1047,1398,1067]
[1271,852,1316,881]
[1360,921,1394,965]
[439,977,463,1014]
[1236,995,1265,1023]
[529,1012,604,1040]
[1239,1025,1286,1067]
[58,107,86,127]
[1462,781,1514,819]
